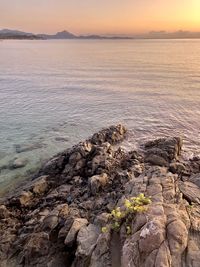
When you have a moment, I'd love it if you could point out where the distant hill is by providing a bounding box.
[1,28,200,40]
[0,29,132,40]
[0,29,41,39]
[38,30,77,39]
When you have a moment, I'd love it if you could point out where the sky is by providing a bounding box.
[0,0,200,35]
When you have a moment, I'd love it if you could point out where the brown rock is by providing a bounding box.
[89,173,109,195]
[64,218,88,246]
[19,191,33,206]
[32,176,48,195]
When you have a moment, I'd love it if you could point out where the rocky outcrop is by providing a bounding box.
[0,124,200,267]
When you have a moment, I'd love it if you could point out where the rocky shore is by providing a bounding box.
[0,124,200,267]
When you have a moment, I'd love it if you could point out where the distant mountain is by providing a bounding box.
[0,29,41,39]
[0,29,132,40]
[39,30,77,39]
[2,28,199,40]
[0,29,41,40]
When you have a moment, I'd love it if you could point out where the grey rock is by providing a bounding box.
[72,224,100,266]
[15,142,44,153]
[9,158,28,169]
[89,173,109,195]
[64,218,88,246]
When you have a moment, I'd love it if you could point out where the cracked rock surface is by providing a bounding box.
[0,124,200,267]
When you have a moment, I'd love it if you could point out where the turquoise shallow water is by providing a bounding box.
[0,39,200,193]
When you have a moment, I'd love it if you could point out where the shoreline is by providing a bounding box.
[1,124,200,266]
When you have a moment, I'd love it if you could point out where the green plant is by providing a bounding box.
[101,193,151,234]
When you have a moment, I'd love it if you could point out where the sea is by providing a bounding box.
[0,39,200,194]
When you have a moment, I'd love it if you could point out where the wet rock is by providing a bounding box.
[9,157,28,169]
[90,124,127,145]
[144,136,183,166]
[15,142,44,153]
[55,136,69,142]
[64,218,88,246]
[89,173,109,195]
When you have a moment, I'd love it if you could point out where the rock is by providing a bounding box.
[32,176,48,195]
[0,205,10,219]
[15,142,44,153]
[188,173,200,187]
[22,232,49,265]
[167,219,188,266]
[55,136,69,142]
[64,218,88,246]
[40,214,59,232]
[139,219,166,254]
[72,224,100,266]
[19,191,33,206]
[144,136,183,166]
[9,157,28,169]
[169,162,187,174]
[90,232,111,267]
[90,124,127,145]
[179,181,200,204]
[58,217,74,239]
[1,126,200,267]
[145,154,169,166]
[89,173,109,195]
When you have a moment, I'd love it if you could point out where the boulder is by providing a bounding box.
[72,224,100,266]
[90,124,127,145]
[9,158,28,169]
[19,191,33,206]
[89,173,109,195]
[64,218,88,246]
[0,205,10,219]
[22,232,49,266]
[15,142,44,153]
[32,176,48,195]
[144,136,183,166]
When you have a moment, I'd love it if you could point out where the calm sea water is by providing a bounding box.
[0,39,200,193]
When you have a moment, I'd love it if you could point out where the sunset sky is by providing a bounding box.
[0,0,200,35]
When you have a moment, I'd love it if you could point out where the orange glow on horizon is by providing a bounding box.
[0,0,200,35]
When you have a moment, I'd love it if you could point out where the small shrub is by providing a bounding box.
[101,193,151,235]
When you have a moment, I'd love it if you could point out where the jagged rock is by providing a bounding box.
[21,232,49,266]
[32,176,48,195]
[0,205,10,219]
[72,224,100,266]
[188,173,200,187]
[169,162,187,174]
[90,124,127,145]
[64,218,88,246]
[19,190,33,206]
[145,154,169,166]
[89,173,109,195]
[179,181,200,204]
[1,125,200,267]
[144,136,183,166]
